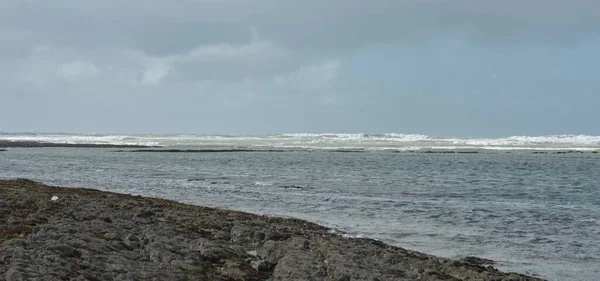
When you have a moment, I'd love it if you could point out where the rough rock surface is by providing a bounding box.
[0,179,546,281]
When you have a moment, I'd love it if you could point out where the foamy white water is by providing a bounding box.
[2,132,600,152]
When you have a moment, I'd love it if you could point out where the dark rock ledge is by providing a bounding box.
[0,179,546,281]
[0,140,153,148]
[118,149,288,153]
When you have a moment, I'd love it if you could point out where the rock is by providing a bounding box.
[264,230,290,241]
[134,209,155,218]
[230,223,265,245]
[221,260,267,281]
[200,245,239,262]
[46,244,82,258]
[250,260,275,272]
[103,232,120,241]
[460,256,495,266]
[100,216,112,223]
[0,179,546,281]
[4,267,28,281]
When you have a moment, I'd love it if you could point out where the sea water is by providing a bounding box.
[1,133,600,280]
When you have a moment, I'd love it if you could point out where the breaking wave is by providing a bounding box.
[1,132,599,152]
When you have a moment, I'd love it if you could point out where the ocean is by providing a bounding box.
[1,132,599,280]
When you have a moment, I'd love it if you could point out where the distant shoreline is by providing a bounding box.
[2,133,599,154]
[0,140,154,148]
[1,140,598,154]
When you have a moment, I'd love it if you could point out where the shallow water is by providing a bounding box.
[1,148,599,280]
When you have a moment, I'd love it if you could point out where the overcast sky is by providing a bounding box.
[1,0,599,136]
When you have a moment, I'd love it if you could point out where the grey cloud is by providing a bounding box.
[5,0,596,76]
[3,0,599,56]
[2,0,599,135]
[2,0,598,94]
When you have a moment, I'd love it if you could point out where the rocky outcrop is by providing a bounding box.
[0,179,546,281]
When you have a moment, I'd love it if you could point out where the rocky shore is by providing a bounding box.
[0,179,545,281]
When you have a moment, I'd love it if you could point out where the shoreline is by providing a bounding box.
[0,179,545,280]
[0,140,154,148]
[1,140,597,154]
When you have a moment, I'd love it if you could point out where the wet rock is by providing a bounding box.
[264,230,290,241]
[460,256,495,266]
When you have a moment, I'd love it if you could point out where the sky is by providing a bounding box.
[1,0,599,136]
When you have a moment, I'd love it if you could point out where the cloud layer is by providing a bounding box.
[1,1,599,134]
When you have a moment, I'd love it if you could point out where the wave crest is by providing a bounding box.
[1,132,599,151]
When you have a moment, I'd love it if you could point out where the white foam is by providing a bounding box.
[2,133,599,151]
[0,134,159,146]
[446,135,600,147]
